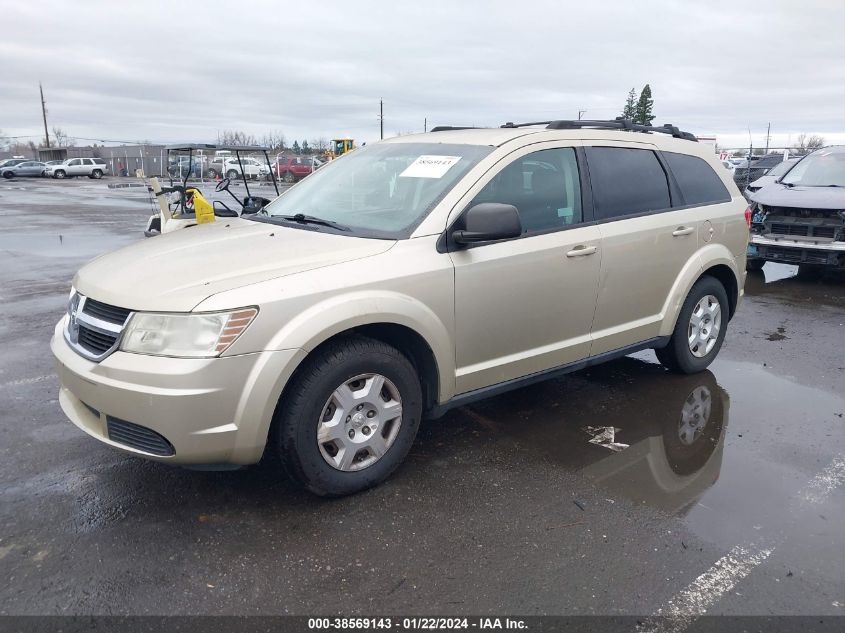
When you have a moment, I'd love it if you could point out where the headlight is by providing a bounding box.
[120,308,257,358]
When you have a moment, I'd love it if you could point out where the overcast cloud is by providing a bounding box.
[2,0,844,149]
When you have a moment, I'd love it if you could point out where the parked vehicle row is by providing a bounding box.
[0,157,110,179]
[52,119,748,496]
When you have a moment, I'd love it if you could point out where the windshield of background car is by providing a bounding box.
[767,160,794,178]
[260,142,493,238]
[781,147,845,186]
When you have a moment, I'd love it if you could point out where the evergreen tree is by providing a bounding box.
[622,88,637,120]
[301,140,310,155]
[292,140,301,155]
[634,84,655,125]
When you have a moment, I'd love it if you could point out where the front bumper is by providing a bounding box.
[748,235,845,267]
[51,320,306,465]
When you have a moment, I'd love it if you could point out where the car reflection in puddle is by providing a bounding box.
[457,357,728,516]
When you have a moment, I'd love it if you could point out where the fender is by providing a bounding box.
[266,290,455,401]
[659,243,741,337]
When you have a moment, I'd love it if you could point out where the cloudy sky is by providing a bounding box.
[2,0,844,150]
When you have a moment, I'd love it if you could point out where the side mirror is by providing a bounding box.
[452,203,522,245]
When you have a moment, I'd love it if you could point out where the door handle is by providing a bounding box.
[566,245,597,257]
[672,226,695,237]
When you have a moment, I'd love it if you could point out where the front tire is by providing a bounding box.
[54,170,66,179]
[273,336,423,496]
[2,171,12,179]
[226,169,239,179]
[656,276,729,374]
[283,171,295,183]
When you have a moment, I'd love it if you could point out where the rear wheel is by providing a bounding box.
[90,169,103,179]
[273,335,422,496]
[226,169,239,179]
[284,171,295,183]
[656,276,729,374]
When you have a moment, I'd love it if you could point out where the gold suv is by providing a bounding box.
[51,119,748,496]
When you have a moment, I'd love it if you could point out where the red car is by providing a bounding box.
[273,156,313,183]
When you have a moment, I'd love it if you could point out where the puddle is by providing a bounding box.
[459,355,845,550]
[745,263,845,309]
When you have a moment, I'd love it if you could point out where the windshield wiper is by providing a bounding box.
[276,213,351,231]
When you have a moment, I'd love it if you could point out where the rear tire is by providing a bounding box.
[655,276,729,374]
[91,169,103,179]
[273,335,422,496]
[226,169,239,179]
[284,171,295,183]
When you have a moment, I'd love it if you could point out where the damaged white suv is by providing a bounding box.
[52,119,748,496]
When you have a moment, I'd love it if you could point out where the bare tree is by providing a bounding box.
[793,133,826,154]
[218,130,258,146]
[50,126,74,147]
[314,137,328,152]
[260,131,286,153]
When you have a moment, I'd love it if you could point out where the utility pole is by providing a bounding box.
[424,117,427,133]
[765,122,771,153]
[379,99,384,140]
[40,82,50,148]
[578,109,586,120]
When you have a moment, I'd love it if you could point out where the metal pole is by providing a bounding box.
[578,109,586,120]
[380,99,384,140]
[424,117,427,133]
[40,83,50,148]
[765,122,771,153]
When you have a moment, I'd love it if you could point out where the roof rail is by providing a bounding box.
[429,126,480,132]
[500,117,698,141]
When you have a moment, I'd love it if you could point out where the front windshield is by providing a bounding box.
[766,160,794,178]
[781,147,845,186]
[260,142,493,238]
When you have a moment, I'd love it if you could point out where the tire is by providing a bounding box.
[273,335,423,496]
[91,169,103,179]
[54,170,66,179]
[283,171,295,183]
[746,258,765,271]
[226,169,239,179]
[2,171,12,179]
[41,170,47,178]
[207,169,218,179]
[655,276,729,375]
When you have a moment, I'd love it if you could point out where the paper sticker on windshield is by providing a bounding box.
[399,155,461,179]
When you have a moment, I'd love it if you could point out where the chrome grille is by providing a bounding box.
[82,298,131,325]
[65,293,132,361]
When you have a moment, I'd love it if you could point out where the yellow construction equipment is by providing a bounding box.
[326,138,355,160]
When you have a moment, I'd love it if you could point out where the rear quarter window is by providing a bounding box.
[586,147,671,220]
[663,152,731,206]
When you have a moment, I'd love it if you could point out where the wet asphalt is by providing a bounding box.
[0,179,843,618]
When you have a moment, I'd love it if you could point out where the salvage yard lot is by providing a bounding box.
[0,179,843,618]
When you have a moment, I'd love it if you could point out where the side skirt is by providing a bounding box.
[426,336,670,419]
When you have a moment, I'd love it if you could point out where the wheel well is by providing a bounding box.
[279,324,440,416]
[701,264,738,318]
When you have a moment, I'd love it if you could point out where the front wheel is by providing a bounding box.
[226,169,239,179]
[283,171,295,183]
[2,171,12,179]
[273,336,423,496]
[54,170,66,179]
[655,276,729,374]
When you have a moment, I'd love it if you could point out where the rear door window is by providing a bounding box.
[586,147,670,220]
[663,152,731,205]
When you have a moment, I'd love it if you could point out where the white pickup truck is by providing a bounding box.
[46,157,109,179]
[206,156,270,180]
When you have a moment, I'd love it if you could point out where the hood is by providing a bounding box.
[750,183,845,210]
[75,219,395,312]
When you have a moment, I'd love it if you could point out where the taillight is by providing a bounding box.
[744,205,752,227]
